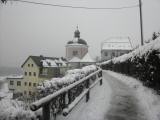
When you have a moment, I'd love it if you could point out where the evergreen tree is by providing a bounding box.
[152,32,158,40]
[1,0,7,3]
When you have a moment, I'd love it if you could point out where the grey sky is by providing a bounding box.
[0,0,160,67]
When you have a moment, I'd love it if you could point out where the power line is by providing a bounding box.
[8,0,139,10]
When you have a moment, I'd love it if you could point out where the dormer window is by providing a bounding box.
[32,64,34,67]
[28,64,30,67]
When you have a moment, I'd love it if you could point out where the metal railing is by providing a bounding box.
[30,69,102,120]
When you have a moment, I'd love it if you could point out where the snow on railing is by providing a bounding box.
[37,65,98,97]
[100,38,160,66]
[30,65,102,120]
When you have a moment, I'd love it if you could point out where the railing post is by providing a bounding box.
[62,92,66,109]
[99,70,103,86]
[86,79,90,102]
[68,90,72,104]
[42,103,50,120]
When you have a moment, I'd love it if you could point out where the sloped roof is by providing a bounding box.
[69,57,81,63]
[102,37,132,50]
[21,56,67,68]
[81,53,95,63]
[41,59,57,67]
[67,38,87,45]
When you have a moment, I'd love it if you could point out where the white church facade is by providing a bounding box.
[66,27,95,68]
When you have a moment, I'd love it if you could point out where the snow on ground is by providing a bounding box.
[106,70,160,120]
[0,77,11,98]
[57,72,112,120]
[0,99,36,120]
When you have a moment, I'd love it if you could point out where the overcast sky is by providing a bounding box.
[0,0,160,67]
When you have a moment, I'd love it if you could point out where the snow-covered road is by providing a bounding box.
[56,70,160,120]
[58,71,112,120]
[104,72,146,120]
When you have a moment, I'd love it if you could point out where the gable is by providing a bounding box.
[21,57,39,68]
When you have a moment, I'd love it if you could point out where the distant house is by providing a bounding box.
[101,37,133,61]
[7,55,67,98]
[66,27,95,68]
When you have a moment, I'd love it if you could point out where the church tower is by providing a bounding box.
[66,27,88,61]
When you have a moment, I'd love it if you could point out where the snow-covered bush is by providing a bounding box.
[37,65,98,97]
[101,38,160,92]
[0,99,36,120]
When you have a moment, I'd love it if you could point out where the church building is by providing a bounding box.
[66,27,95,68]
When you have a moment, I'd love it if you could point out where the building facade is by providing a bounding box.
[66,28,88,61]
[101,37,133,61]
[7,55,67,98]
[66,28,95,68]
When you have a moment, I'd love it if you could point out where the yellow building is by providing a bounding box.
[7,55,67,98]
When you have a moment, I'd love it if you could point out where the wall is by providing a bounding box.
[101,49,130,61]
[66,44,88,60]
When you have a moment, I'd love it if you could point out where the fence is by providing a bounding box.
[30,68,102,120]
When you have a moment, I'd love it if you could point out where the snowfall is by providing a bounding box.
[1,70,160,120]
[56,70,160,120]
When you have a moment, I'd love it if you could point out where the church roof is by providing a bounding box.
[69,57,81,63]
[67,27,87,45]
[102,37,133,50]
[67,38,87,45]
[80,53,95,63]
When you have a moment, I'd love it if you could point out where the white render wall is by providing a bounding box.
[66,44,88,61]
[101,49,131,61]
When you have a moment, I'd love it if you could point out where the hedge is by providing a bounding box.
[101,38,160,93]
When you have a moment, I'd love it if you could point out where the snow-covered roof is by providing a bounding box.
[69,57,81,63]
[7,75,23,79]
[102,37,132,50]
[101,37,160,65]
[59,58,67,66]
[41,59,57,67]
[81,53,95,63]
[22,55,67,68]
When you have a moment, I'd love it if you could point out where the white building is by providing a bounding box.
[66,27,95,68]
[101,37,133,61]
[66,27,88,61]
[7,55,68,98]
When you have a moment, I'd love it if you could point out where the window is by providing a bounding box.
[42,69,48,75]
[17,81,21,86]
[10,81,14,85]
[73,51,78,56]
[34,72,36,76]
[31,64,34,67]
[112,52,115,57]
[29,91,32,95]
[24,82,27,86]
[105,52,108,56]
[24,91,27,95]
[25,72,27,76]
[29,72,32,76]
[28,64,30,67]
[33,83,36,87]
[29,82,31,86]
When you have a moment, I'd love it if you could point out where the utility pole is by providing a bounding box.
[139,0,144,45]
